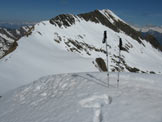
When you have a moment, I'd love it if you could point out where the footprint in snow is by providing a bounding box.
[79,94,112,122]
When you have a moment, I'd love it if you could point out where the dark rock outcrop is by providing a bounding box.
[96,58,107,71]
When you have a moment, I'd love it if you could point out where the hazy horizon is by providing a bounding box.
[1,0,162,27]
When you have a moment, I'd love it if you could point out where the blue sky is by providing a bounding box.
[0,0,162,26]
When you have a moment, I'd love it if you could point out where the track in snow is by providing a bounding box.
[0,72,162,122]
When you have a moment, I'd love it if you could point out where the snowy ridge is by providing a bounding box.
[0,28,16,57]
[99,9,125,23]
[1,9,162,94]
[0,26,32,58]
[0,72,162,122]
[0,33,14,43]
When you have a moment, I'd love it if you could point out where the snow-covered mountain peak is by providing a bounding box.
[1,9,162,94]
[49,9,125,30]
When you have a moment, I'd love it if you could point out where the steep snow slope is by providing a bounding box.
[1,9,162,94]
[0,30,96,93]
[0,72,162,122]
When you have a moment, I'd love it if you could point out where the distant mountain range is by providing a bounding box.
[133,25,162,33]
[0,22,36,29]
[132,25,162,45]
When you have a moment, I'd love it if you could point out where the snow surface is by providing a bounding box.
[1,10,162,94]
[0,72,162,122]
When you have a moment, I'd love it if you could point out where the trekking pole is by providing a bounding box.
[103,31,109,88]
[117,38,122,88]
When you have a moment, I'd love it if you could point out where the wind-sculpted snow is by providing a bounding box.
[0,72,162,122]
